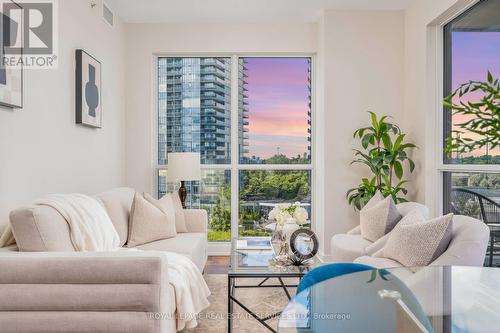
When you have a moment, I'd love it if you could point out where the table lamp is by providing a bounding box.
[167,152,201,208]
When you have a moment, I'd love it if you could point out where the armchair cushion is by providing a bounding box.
[330,233,372,262]
[396,202,430,219]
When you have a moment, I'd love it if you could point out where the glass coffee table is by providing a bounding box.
[228,238,318,333]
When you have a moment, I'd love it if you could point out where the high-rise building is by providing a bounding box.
[157,57,248,203]
[238,59,250,159]
[307,58,312,159]
[159,58,230,165]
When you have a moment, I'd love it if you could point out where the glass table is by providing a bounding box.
[278,266,500,333]
[228,238,318,333]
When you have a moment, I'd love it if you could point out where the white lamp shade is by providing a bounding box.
[167,152,201,181]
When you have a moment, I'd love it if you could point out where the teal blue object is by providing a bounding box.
[297,263,374,294]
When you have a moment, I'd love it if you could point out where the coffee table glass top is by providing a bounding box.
[228,237,318,276]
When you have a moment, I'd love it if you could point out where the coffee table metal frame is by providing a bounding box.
[227,270,307,333]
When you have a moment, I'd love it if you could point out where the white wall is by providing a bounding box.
[319,10,405,257]
[0,0,127,231]
[124,22,318,193]
[403,0,471,215]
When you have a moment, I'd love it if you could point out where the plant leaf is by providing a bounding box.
[394,161,403,179]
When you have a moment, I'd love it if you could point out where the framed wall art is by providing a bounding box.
[0,0,23,109]
[76,49,102,128]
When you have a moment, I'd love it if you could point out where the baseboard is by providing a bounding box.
[208,242,231,256]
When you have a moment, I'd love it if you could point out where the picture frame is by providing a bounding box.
[75,49,102,128]
[0,0,24,109]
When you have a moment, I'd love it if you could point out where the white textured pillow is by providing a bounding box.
[360,196,401,242]
[143,192,188,233]
[380,213,454,267]
[127,193,177,247]
[363,191,384,210]
[366,210,426,255]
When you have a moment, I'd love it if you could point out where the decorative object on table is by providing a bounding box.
[288,229,318,266]
[444,71,499,156]
[0,1,23,109]
[268,202,308,262]
[167,152,201,208]
[76,49,102,127]
[347,112,416,210]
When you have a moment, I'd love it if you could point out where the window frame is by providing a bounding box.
[436,0,500,216]
[153,54,316,254]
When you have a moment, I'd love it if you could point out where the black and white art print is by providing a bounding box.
[0,1,23,109]
[76,49,101,128]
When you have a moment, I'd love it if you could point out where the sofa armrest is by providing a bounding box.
[0,250,171,309]
[347,225,361,235]
[184,209,208,234]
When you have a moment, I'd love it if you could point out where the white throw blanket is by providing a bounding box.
[36,194,121,251]
[166,252,211,331]
[119,249,211,331]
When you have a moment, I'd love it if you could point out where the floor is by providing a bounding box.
[205,256,230,274]
[183,256,297,333]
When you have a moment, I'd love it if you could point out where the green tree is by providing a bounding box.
[468,174,500,190]
[210,183,231,232]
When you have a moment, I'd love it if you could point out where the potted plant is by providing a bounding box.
[347,112,417,210]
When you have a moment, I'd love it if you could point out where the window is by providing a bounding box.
[442,0,500,228]
[157,56,313,243]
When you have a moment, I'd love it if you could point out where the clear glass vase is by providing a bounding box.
[271,223,288,260]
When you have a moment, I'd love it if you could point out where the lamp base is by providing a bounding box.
[178,181,187,209]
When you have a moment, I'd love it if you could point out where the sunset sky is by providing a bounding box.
[244,58,310,159]
[452,32,500,157]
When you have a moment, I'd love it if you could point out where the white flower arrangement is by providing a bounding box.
[268,202,308,226]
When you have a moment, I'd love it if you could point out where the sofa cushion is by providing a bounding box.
[380,213,454,267]
[136,233,207,271]
[330,234,372,262]
[127,193,177,247]
[10,206,75,252]
[360,196,402,242]
[94,188,135,246]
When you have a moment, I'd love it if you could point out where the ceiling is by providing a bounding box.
[106,0,413,24]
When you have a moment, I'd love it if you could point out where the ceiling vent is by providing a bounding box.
[103,3,114,27]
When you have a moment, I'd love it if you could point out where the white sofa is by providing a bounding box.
[0,187,208,333]
[330,201,490,279]
[354,215,490,274]
[330,202,430,262]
